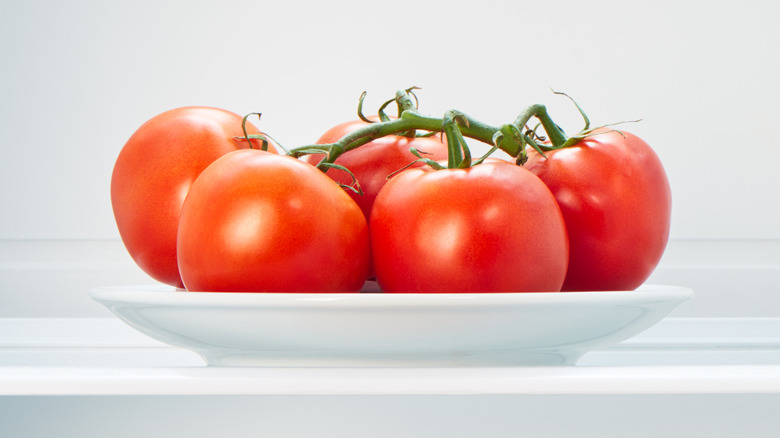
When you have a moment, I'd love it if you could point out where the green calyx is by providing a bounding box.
[536,90,642,151]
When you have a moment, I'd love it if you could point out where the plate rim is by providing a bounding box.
[90,284,694,309]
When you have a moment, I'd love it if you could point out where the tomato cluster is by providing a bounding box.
[110,91,671,293]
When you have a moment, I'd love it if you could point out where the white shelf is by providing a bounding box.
[6,364,780,396]
[3,317,780,396]
[4,317,780,438]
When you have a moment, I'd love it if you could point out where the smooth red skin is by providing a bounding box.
[111,107,276,288]
[370,161,569,293]
[302,119,449,219]
[523,130,671,291]
[177,150,370,293]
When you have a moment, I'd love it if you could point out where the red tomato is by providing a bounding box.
[177,150,370,292]
[523,130,671,291]
[370,160,569,293]
[302,119,449,219]
[111,107,276,288]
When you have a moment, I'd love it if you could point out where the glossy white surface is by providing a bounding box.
[89,285,692,367]
[3,317,780,396]
[5,364,780,396]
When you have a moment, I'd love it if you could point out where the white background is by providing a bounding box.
[1,0,778,240]
[0,0,779,319]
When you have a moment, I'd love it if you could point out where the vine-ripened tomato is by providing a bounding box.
[177,150,370,292]
[523,129,671,291]
[370,160,569,293]
[110,107,276,288]
[302,119,449,219]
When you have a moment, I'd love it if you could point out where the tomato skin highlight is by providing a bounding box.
[177,150,370,293]
[303,119,449,220]
[523,130,671,291]
[370,161,569,293]
[110,107,276,288]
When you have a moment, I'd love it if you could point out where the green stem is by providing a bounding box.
[395,89,419,138]
[287,90,574,168]
[289,109,507,168]
[513,104,568,149]
[442,111,466,168]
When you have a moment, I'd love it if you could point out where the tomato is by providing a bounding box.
[523,130,671,291]
[177,150,370,292]
[302,119,449,219]
[111,107,276,288]
[370,160,569,293]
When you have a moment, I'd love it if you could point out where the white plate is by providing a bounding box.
[90,284,693,367]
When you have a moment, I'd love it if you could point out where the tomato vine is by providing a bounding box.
[270,88,601,170]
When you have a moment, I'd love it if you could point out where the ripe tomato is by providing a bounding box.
[523,130,671,291]
[302,119,449,219]
[111,107,276,288]
[177,150,370,292]
[370,160,569,293]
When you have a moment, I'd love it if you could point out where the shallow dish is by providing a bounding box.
[90,284,693,367]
